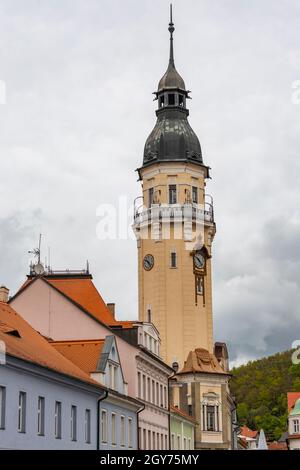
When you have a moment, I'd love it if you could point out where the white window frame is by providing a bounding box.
[71,405,77,441]
[85,409,91,444]
[111,412,116,445]
[128,417,133,448]
[101,409,108,443]
[120,415,126,447]
[54,401,62,439]
[37,396,45,436]
[0,386,6,430]
[18,391,26,433]
[293,419,300,434]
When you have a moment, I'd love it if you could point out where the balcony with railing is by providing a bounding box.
[133,196,214,227]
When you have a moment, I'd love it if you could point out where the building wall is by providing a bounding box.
[170,414,194,450]
[175,373,231,450]
[136,353,170,450]
[10,279,137,397]
[99,399,138,450]
[135,161,215,368]
[0,359,99,450]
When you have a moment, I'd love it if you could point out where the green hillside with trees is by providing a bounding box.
[231,349,300,441]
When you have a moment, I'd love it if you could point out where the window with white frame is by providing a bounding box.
[152,380,155,404]
[0,386,6,430]
[85,409,91,444]
[293,419,300,434]
[108,363,118,390]
[147,377,151,402]
[54,401,62,439]
[177,434,181,449]
[101,409,108,443]
[202,401,220,432]
[71,405,77,441]
[128,417,133,448]
[143,375,146,400]
[111,413,116,445]
[188,438,191,449]
[18,391,26,433]
[138,372,141,398]
[171,433,175,449]
[148,429,151,449]
[37,396,45,436]
[120,415,125,447]
[183,437,187,449]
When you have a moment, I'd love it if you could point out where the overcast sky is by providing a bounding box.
[0,0,300,366]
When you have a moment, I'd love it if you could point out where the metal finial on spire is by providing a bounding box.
[168,4,175,66]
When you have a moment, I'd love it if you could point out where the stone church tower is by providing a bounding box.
[134,8,215,369]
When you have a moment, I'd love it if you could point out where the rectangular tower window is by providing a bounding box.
[55,401,62,439]
[148,187,154,207]
[71,405,77,441]
[170,251,177,268]
[18,391,26,433]
[0,386,6,430]
[192,186,198,204]
[169,185,177,204]
[85,409,91,444]
[179,94,184,107]
[37,396,45,436]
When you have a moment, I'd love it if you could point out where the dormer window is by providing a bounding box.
[108,363,118,390]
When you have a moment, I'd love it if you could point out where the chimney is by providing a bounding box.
[0,286,9,303]
[107,303,115,318]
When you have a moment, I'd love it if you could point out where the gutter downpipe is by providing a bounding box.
[168,371,176,450]
[97,389,108,450]
[136,403,145,450]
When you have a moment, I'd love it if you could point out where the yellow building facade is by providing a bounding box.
[134,12,216,368]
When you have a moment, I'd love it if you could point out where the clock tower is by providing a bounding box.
[133,9,216,368]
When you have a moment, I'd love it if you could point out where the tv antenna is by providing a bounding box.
[29,234,45,275]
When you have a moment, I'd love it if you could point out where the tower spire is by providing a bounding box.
[168,4,175,66]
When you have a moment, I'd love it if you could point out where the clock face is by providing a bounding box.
[143,254,154,271]
[194,253,205,270]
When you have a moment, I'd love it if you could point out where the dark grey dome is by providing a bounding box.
[143,108,202,165]
[158,63,186,92]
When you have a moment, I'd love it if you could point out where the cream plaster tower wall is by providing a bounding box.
[133,12,216,368]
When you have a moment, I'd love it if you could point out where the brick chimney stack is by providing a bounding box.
[107,303,115,318]
[0,286,9,303]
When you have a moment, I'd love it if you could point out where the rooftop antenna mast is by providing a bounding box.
[29,234,45,275]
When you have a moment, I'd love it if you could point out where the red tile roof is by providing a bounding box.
[287,392,300,413]
[268,441,287,450]
[50,339,105,373]
[240,426,258,439]
[170,405,197,424]
[0,301,99,387]
[45,278,118,325]
[13,275,136,330]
